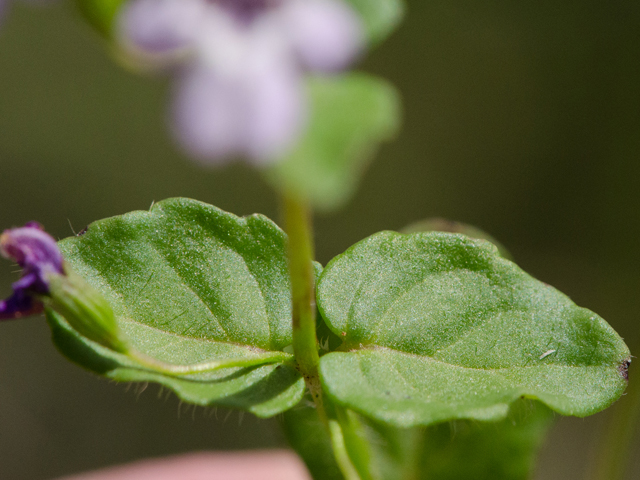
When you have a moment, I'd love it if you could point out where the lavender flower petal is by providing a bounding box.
[172,65,246,162]
[172,61,304,164]
[280,0,363,72]
[0,223,64,320]
[120,0,363,165]
[172,9,305,164]
[242,57,305,162]
[118,0,205,56]
[0,284,43,320]
[1,223,64,280]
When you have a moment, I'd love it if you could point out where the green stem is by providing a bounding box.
[329,417,366,480]
[282,194,321,382]
[282,194,369,480]
[328,404,373,480]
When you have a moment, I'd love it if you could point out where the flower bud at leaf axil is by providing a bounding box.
[1,222,128,354]
[46,268,129,354]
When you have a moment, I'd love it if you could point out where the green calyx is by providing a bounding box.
[46,266,129,354]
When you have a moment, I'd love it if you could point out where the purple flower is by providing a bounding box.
[0,222,64,320]
[118,0,364,165]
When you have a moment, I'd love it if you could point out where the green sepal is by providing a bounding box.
[46,268,128,353]
[317,231,630,427]
[266,73,401,212]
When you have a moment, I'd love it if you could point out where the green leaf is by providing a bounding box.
[283,400,553,480]
[317,231,630,427]
[283,401,376,480]
[417,400,554,480]
[283,404,345,480]
[74,0,125,37]
[266,73,401,212]
[48,198,305,417]
[358,417,423,480]
[361,400,553,480]
[345,0,405,45]
[402,217,513,260]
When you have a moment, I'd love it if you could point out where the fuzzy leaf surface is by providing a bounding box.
[48,198,304,417]
[401,217,513,260]
[267,73,400,211]
[317,231,630,427]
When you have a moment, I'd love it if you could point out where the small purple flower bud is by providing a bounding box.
[0,223,127,352]
[0,223,64,319]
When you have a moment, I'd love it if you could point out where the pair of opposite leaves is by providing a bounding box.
[48,197,630,426]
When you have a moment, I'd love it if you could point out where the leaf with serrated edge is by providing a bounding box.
[48,198,305,417]
[317,231,630,427]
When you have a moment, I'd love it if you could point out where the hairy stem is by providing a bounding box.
[283,194,321,383]
[283,194,369,480]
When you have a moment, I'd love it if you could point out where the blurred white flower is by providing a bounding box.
[119,0,363,165]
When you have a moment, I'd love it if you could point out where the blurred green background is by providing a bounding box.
[1,1,639,479]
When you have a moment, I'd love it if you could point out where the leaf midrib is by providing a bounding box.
[119,317,288,356]
[337,346,616,373]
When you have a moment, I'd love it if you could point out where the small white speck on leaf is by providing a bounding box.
[539,349,556,360]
